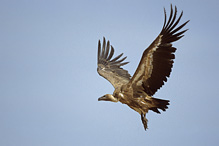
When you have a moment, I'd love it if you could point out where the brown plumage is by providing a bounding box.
[97,5,189,130]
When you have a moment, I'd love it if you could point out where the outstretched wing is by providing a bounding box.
[130,5,189,96]
[97,37,131,89]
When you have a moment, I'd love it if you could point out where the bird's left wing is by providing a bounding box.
[97,37,131,89]
[129,5,189,96]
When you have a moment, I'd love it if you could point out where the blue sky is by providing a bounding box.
[1,0,219,145]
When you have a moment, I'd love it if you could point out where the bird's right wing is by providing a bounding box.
[97,37,131,89]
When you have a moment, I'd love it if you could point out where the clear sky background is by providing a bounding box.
[1,0,219,146]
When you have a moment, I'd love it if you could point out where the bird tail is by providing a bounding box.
[149,97,170,114]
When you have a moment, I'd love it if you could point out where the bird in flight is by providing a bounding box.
[97,5,189,130]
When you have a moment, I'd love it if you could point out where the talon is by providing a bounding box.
[141,113,148,130]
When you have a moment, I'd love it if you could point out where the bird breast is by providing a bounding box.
[118,92,124,98]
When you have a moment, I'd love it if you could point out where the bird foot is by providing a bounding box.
[141,113,148,130]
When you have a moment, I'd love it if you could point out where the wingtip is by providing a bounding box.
[163,6,166,12]
[185,19,190,24]
[174,5,177,15]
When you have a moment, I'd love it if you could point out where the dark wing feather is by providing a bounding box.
[130,5,189,96]
[97,37,131,88]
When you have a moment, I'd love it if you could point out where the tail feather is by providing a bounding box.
[149,97,170,114]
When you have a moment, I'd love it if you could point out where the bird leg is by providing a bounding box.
[141,113,148,130]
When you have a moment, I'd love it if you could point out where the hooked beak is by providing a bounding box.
[98,95,108,101]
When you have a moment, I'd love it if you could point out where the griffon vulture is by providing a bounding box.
[97,5,189,130]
